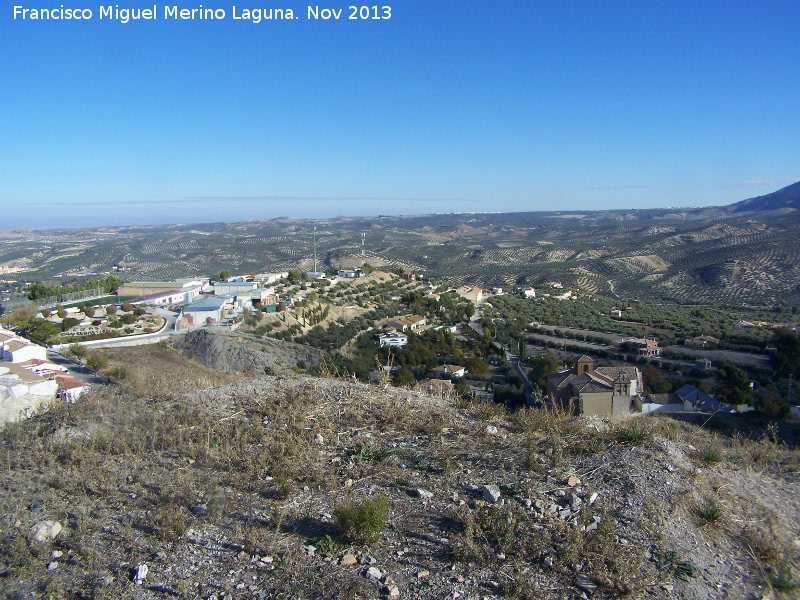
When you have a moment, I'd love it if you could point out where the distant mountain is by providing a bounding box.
[726,180,800,214]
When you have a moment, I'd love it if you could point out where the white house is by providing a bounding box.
[379,332,408,348]
[522,287,536,299]
[0,328,47,363]
[432,364,466,378]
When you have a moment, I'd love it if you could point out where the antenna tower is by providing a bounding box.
[361,232,366,265]
[313,227,317,273]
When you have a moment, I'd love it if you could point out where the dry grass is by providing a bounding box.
[1,372,799,599]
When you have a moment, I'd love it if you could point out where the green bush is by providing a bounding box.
[334,493,387,544]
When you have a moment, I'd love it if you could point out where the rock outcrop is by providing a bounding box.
[177,329,322,376]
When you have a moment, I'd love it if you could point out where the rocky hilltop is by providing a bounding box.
[177,329,324,376]
[1,375,798,599]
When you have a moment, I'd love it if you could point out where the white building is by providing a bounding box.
[378,332,408,347]
[214,281,258,295]
[0,328,47,363]
[522,287,536,299]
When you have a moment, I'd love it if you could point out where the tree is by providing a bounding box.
[770,327,800,378]
[465,302,476,319]
[27,319,62,343]
[1,305,37,328]
[715,363,753,406]
[67,344,88,372]
[105,304,117,315]
[60,317,80,332]
[56,305,67,319]
[121,302,134,312]
[213,270,231,282]
[465,357,489,376]
[528,352,561,390]
[82,305,95,318]
[41,307,52,318]
[392,367,415,387]
[85,351,108,375]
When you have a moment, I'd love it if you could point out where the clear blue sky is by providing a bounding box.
[1,1,798,228]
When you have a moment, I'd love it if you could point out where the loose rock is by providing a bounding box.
[340,553,357,567]
[133,563,148,586]
[30,521,62,543]
[480,484,501,503]
[414,488,433,499]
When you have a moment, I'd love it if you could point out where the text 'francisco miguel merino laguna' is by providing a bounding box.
[13,5,392,22]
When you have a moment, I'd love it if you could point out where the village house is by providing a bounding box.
[337,268,362,278]
[546,355,642,418]
[695,358,712,370]
[627,337,662,357]
[386,315,426,333]
[522,287,536,299]
[378,330,408,348]
[457,285,483,304]
[415,378,454,393]
[432,364,466,378]
[0,359,59,423]
[0,327,47,363]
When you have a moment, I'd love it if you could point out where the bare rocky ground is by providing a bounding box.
[1,373,799,600]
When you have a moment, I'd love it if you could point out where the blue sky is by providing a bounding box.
[1,1,799,228]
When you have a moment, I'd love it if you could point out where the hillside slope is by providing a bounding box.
[727,181,800,214]
[1,375,799,599]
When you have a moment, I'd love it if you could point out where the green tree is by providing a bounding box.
[40,307,52,318]
[465,357,490,376]
[121,301,134,312]
[27,319,61,343]
[60,317,80,332]
[528,352,561,390]
[105,304,117,315]
[82,305,96,318]
[770,328,800,377]
[392,366,415,387]
[465,302,476,319]
[67,344,88,372]
[86,351,108,374]
[715,363,753,406]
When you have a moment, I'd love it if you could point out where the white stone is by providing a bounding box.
[30,521,62,543]
[415,488,433,499]
[134,563,148,585]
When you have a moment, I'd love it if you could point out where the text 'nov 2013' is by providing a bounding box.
[12,5,392,23]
